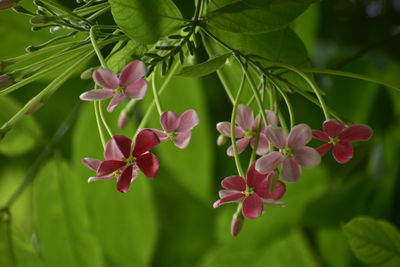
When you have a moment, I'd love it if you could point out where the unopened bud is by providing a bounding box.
[118,111,129,129]
[217,134,227,146]
[80,67,97,80]
[25,102,44,115]
[0,0,17,10]
[29,15,55,25]
[231,213,244,237]
[0,74,13,90]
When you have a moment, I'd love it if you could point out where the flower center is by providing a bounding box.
[114,86,123,94]
[281,146,293,157]
[328,136,340,145]
[166,131,177,141]
[244,130,255,139]
[123,156,136,165]
[244,186,254,196]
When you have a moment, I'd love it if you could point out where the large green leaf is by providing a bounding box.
[343,217,400,267]
[109,0,183,44]
[207,0,318,34]
[72,104,159,267]
[317,228,353,267]
[33,159,103,267]
[0,96,41,156]
[176,53,232,78]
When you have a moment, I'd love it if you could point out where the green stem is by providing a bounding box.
[98,101,113,138]
[270,78,295,128]
[74,2,109,16]
[39,0,92,25]
[0,52,94,135]
[90,26,108,69]
[231,74,246,178]
[248,114,263,169]
[94,101,106,147]
[300,67,400,92]
[151,67,163,115]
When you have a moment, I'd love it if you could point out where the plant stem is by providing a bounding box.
[98,101,113,138]
[94,101,106,147]
[151,67,163,115]
[270,78,295,128]
[90,26,108,69]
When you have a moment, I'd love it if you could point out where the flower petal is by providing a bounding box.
[250,133,269,156]
[316,143,333,156]
[104,138,124,160]
[263,200,286,206]
[119,60,147,86]
[255,151,284,174]
[82,158,101,171]
[339,124,373,142]
[265,126,286,149]
[242,194,263,219]
[136,152,160,178]
[79,89,114,101]
[124,79,148,100]
[107,94,125,112]
[88,175,115,183]
[216,122,244,138]
[287,124,312,148]
[92,69,119,89]
[332,141,353,163]
[221,175,246,191]
[246,162,268,188]
[132,129,160,156]
[312,130,329,142]
[227,138,250,157]
[323,119,344,137]
[176,109,199,132]
[116,165,134,193]
[173,131,192,149]
[150,129,168,142]
[160,111,179,132]
[236,104,254,131]
[265,110,278,126]
[281,157,301,183]
[219,189,241,199]
[112,135,132,159]
[256,177,286,200]
[293,146,321,168]
[213,193,245,208]
[97,160,125,176]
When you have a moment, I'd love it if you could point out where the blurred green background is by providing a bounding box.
[1,0,400,266]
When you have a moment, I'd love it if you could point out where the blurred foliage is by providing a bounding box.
[1,0,400,267]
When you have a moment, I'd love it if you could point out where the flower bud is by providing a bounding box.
[29,15,55,25]
[80,67,97,80]
[0,0,17,10]
[0,74,13,90]
[217,134,227,146]
[230,213,244,237]
[118,111,129,129]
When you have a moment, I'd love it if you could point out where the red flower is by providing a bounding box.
[312,119,373,163]
[213,162,286,219]
[83,129,160,193]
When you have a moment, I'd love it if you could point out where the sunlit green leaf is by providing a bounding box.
[109,0,183,44]
[343,217,400,267]
[0,96,41,156]
[177,53,232,77]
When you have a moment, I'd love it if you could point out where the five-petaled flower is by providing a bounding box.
[83,129,160,193]
[216,104,278,157]
[151,109,199,149]
[80,60,148,112]
[312,119,373,163]
[256,124,321,182]
[213,162,286,219]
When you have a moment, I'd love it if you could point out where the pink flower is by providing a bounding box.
[151,109,199,149]
[312,119,373,163]
[80,60,148,112]
[213,162,286,219]
[82,129,160,193]
[256,124,321,182]
[216,104,278,157]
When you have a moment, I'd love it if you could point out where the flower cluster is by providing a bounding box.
[213,104,373,236]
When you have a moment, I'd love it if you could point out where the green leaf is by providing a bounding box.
[343,217,400,267]
[0,96,41,156]
[207,0,318,34]
[107,40,147,73]
[33,159,104,267]
[176,53,232,77]
[109,0,183,44]
[72,104,159,267]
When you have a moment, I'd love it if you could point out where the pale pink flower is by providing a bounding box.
[256,124,321,182]
[213,162,286,219]
[80,60,148,112]
[151,109,199,149]
[216,104,278,157]
[82,129,160,193]
[312,119,373,163]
